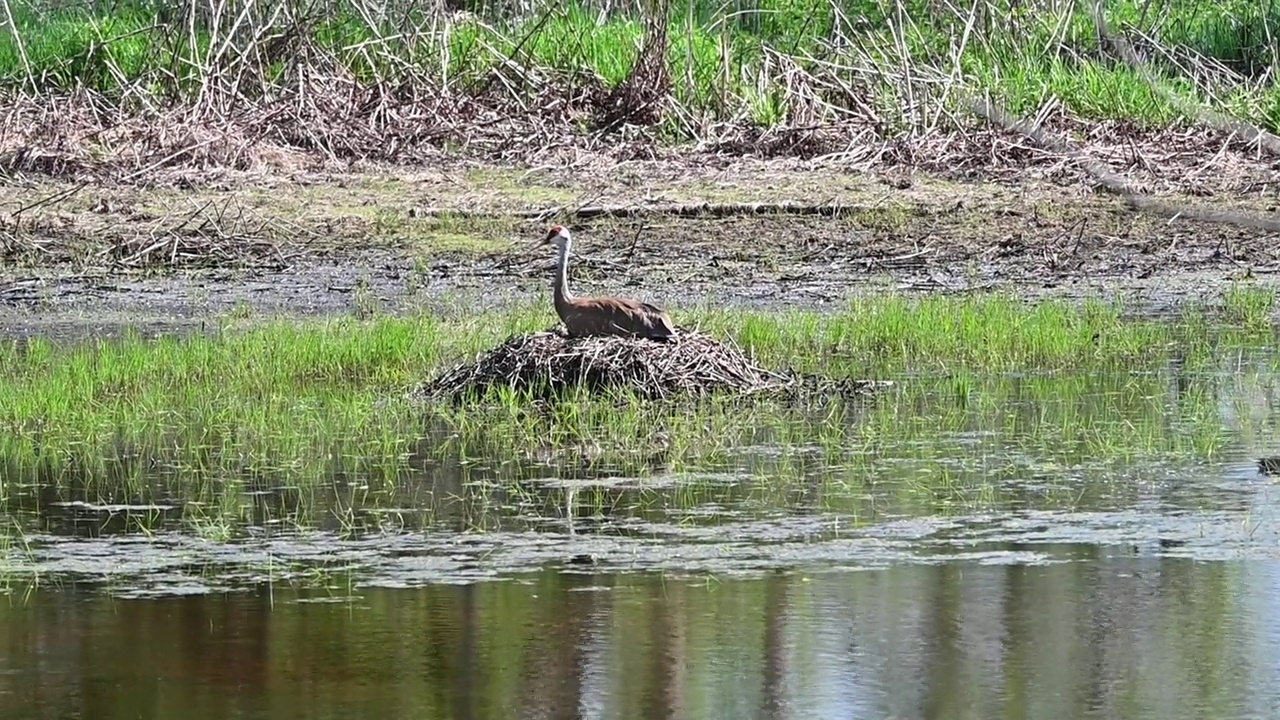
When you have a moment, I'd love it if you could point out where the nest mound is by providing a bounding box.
[414,326,879,404]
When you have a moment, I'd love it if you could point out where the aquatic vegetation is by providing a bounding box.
[1222,283,1278,334]
[0,518,38,592]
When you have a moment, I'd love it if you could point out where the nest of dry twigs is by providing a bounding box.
[412,326,884,404]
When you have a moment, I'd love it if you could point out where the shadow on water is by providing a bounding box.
[5,347,1280,717]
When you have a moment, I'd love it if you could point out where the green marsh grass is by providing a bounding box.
[3,0,1279,147]
[0,292,1270,496]
[1222,283,1278,334]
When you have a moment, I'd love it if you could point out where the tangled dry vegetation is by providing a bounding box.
[0,0,684,183]
[1,0,1278,194]
[413,326,880,404]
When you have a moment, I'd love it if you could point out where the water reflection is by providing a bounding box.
[3,557,1280,720]
[6,355,1280,718]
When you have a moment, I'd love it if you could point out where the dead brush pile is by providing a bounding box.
[414,326,829,404]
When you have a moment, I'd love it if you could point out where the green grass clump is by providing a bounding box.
[2,0,1278,145]
[1221,283,1278,334]
[698,294,1183,374]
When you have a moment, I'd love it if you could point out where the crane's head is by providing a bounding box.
[540,224,572,250]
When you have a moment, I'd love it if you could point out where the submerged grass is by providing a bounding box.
[0,291,1271,494]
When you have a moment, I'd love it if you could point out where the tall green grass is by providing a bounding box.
[2,0,1277,139]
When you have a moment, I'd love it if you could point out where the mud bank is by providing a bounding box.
[3,159,1278,341]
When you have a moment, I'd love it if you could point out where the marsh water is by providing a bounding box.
[5,346,1280,719]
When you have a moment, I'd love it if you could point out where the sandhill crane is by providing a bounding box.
[539,225,677,340]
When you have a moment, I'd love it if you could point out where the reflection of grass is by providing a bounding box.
[0,365,1254,542]
[0,292,1271,531]
[0,518,39,592]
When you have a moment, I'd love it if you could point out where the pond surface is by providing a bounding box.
[5,560,1280,720]
[4,352,1280,719]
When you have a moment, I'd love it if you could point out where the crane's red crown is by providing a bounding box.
[543,225,569,243]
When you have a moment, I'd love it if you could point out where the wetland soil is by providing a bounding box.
[3,148,1279,340]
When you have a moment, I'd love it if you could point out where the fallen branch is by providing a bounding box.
[413,200,878,221]
[954,5,1280,232]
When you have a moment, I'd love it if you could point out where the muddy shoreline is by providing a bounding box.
[3,156,1279,342]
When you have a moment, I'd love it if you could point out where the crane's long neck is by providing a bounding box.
[553,240,574,315]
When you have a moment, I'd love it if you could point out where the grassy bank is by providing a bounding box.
[2,0,1278,167]
[0,289,1273,492]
